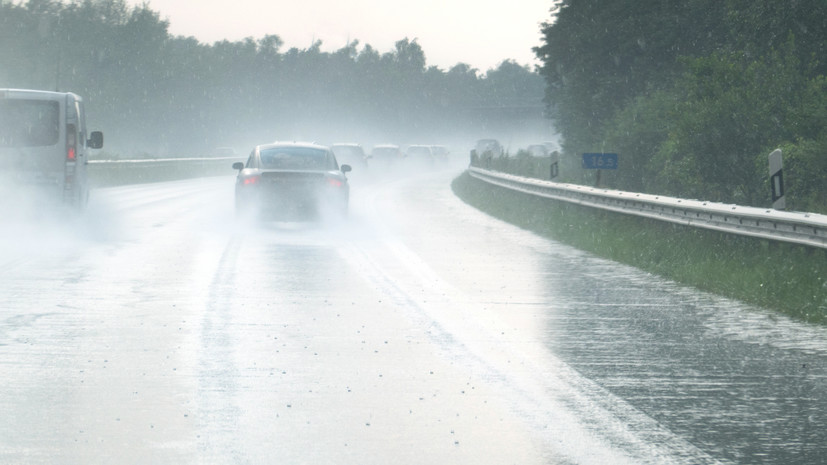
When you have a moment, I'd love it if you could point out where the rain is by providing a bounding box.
[2,1,827,464]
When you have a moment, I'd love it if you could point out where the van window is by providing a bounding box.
[0,99,60,148]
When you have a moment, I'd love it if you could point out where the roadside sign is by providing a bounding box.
[582,153,618,170]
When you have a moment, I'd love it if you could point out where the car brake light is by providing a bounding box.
[242,175,261,185]
[327,178,343,188]
[66,124,77,161]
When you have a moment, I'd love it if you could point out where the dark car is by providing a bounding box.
[232,142,351,220]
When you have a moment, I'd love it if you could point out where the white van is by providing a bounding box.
[0,89,103,210]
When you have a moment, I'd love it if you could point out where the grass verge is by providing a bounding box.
[452,172,827,324]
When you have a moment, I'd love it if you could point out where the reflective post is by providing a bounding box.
[768,149,785,210]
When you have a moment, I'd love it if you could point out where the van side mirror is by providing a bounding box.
[232,162,245,171]
[88,131,103,149]
[341,164,352,173]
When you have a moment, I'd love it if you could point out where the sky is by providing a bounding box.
[125,0,553,72]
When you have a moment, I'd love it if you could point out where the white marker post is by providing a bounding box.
[768,149,785,210]
[549,151,559,180]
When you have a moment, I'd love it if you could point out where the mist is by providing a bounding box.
[0,2,552,162]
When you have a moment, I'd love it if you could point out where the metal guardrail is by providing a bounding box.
[86,157,245,188]
[468,167,827,250]
[87,156,243,164]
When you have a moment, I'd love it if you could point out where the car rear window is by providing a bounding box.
[0,99,60,147]
[259,147,336,170]
[408,147,431,156]
[372,148,399,158]
[332,146,364,158]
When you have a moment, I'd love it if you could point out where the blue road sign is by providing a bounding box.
[582,153,618,170]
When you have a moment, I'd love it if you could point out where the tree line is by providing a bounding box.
[0,0,545,157]
[535,0,827,213]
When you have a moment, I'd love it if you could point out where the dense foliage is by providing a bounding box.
[0,0,544,157]
[536,0,827,212]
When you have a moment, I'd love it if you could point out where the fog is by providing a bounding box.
[6,2,827,464]
[1,2,551,161]
[0,175,122,259]
[103,86,554,162]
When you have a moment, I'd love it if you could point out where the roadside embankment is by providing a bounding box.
[452,172,827,324]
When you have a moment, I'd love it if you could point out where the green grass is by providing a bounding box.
[452,172,827,324]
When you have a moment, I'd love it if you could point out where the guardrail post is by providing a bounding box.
[768,149,785,210]
[549,152,559,181]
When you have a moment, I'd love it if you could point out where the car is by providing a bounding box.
[430,145,450,162]
[369,144,404,168]
[405,144,435,167]
[0,88,103,211]
[232,142,351,220]
[330,143,368,168]
[470,138,503,167]
[543,140,560,154]
[526,144,549,157]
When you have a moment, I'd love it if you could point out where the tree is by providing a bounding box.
[535,0,730,153]
[1,0,545,157]
[535,0,827,211]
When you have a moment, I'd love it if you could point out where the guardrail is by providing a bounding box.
[87,156,243,165]
[87,156,244,187]
[468,166,827,250]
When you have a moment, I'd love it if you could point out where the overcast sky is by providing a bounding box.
[125,0,553,72]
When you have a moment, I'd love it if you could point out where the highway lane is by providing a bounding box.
[1,167,826,464]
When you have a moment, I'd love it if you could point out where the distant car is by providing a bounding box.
[471,139,503,166]
[430,145,450,161]
[369,144,404,167]
[232,142,351,220]
[0,89,103,211]
[526,144,549,157]
[331,143,368,167]
[405,145,435,166]
[543,141,560,154]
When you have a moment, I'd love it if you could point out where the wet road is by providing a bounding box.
[1,167,826,464]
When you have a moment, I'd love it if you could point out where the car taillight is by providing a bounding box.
[241,175,261,185]
[327,177,343,188]
[66,124,77,161]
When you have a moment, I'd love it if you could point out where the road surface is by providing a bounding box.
[1,167,826,464]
